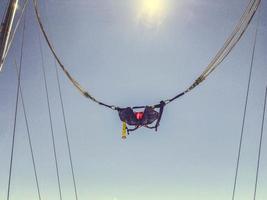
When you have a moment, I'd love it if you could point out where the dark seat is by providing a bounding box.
[118,106,159,127]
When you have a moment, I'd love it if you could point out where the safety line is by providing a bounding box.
[41,1,80,199]
[6,15,26,200]
[13,62,42,200]
[38,31,63,200]
[54,60,79,200]
[231,6,261,200]
[253,87,267,200]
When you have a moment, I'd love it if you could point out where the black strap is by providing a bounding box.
[126,126,139,134]
[164,91,186,104]
[155,101,165,131]
[126,101,166,132]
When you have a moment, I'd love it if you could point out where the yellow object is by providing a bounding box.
[122,122,127,139]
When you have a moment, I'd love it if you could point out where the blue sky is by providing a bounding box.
[0,0,267,200]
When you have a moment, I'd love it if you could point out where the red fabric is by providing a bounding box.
[135,112,144,120]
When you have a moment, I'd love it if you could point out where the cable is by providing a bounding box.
[166,0,261,104]
[231,6,261,200]
[40,2,79,199]
[13,62,42,200]
[32,0,261,109]
[54,60,79,200]
[253,87,267,200]
[6,14,26,200]
[32,0,115,110]
[38,29,63,200]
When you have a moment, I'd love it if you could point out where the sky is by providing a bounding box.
[0,0,267,200]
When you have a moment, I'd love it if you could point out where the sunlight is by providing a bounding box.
[137,0,168,28]
[142,0,164,16]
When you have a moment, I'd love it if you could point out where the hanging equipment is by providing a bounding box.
[118,101,165,137]
[32,0,261,137]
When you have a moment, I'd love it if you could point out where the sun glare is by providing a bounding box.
[143,0,164,16]
[138,0,168,27]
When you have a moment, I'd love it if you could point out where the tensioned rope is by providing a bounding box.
[40,1,80,198]
[38,30,63,200]
[253,87,267,200]
[32,0,261,110]
[54,60,79,200]
[41,1,79,198]
[13,62,42,200]
[6,14,26,200]
[231,6,261,200]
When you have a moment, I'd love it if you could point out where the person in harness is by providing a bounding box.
[118,101,165,139]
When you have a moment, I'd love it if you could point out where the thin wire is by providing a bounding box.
[40,1,79,199]
[38,29,63,200]
[54,60,79,200]
[231,7,261,200]
[13,62,42,200]
[6,15,26,200]
[253,87,267,200]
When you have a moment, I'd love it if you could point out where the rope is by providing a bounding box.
[13,62,42,200]
[196,0,259,79]
[165,0,261,104]
[40,2,80,198]
[6,15,26,200]
[231,7,260,200]
[38,30,63,200]
[32,0,116,110]
[253,87,267,200]
[54,60,79,200]
[32,0,261,109]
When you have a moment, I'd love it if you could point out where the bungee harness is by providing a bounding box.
[118,101,165,138]
[31,0,261,139]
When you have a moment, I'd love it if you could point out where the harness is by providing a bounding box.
[118,101,165,138]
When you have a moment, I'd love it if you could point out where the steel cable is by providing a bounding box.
[6,14,26,200]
